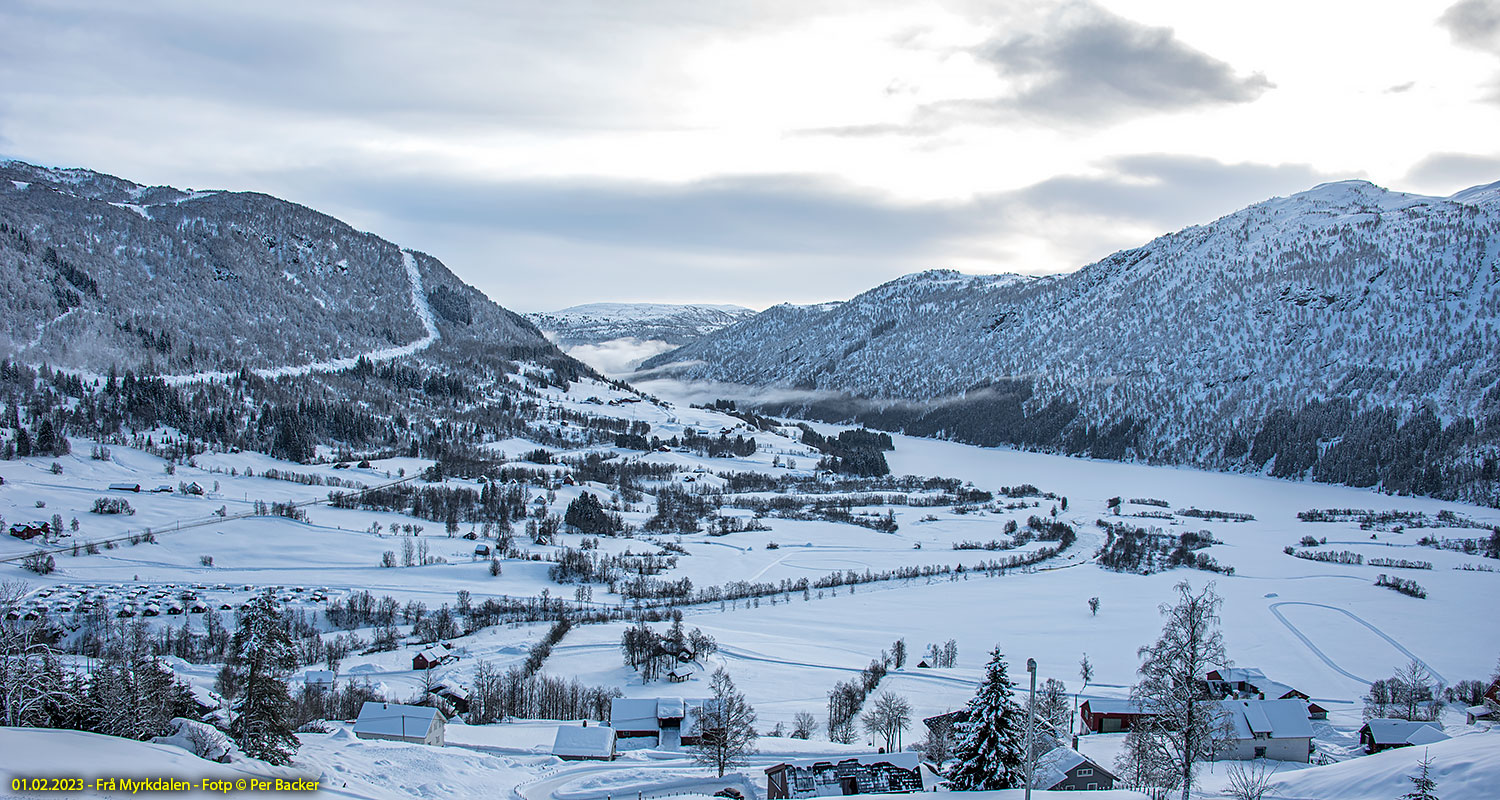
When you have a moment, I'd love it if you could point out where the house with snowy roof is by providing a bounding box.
[552,723,616,761]
[765,753,924,799]
[1358,719,1450,754]
[412,643,455,670]
[608,697,717,747]
[352,702,446,746]
[1215,699,1315,762]
[1030,746,1116,791]
[1079,698,1155,733]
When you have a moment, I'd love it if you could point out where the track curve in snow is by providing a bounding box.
[1267,601,1444,686]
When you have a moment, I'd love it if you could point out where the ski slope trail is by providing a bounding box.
[1267,601,1445,686]
[160,250,439,386]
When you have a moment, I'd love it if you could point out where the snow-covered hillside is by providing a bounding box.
[0,160,557,377]
[640,179,1500,506]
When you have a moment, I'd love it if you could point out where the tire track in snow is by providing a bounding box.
[1267,601,1444,685]
[160,249,439,385]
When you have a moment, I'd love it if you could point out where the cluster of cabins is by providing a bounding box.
[350,665,1500,796]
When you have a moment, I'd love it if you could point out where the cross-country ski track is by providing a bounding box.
[1267,601,1445,685]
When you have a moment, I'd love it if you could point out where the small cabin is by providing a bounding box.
[353,702,446,746]
[1032,746,1117,791]
[1080,698,1156,733]
[1359,719,1450,754]
[9,521,50,540]
[552,723,616,761]
[474,544,491,557]
[109,483,141,493]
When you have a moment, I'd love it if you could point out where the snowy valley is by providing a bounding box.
[0,162,1497,800]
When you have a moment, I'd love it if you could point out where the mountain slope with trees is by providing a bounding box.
[0,160,553,377]
[641,179,1500,506]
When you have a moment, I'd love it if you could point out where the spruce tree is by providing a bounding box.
[1401,752,1439,800]
[947,647,1025,790]
[225,591,299,765]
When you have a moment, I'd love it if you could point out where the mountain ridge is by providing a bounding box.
[0,159,560,378]
[641,178,1500,506]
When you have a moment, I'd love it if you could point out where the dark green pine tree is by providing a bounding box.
[225,591,299,765]
[946,647,1026,790]
[1401,752,1439,800]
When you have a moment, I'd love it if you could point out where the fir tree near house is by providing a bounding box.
[223,590,299,765]
[946,647,1026,790]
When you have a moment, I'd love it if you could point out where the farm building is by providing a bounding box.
[1202,667,1268,697]
[765,753,924,800]
[9,521,50,539]
[108,483,141,493]
[352,702,446,746]
[1079,698,1155,733]
[551,723,616,761]
[1358,719,1450,754]
[426,682,471,715]
[1031,746,1116,791]
[608,697,717,747]
[412,643,455,671]
[1215,699,1315,762]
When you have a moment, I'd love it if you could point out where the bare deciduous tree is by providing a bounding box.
[1224,760,1277,800]
[860,691,913,752]
[1128,581,1232,800]
[695,668,758,777]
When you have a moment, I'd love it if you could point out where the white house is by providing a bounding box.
[552,723,617,761]
[1215,699,1314,762]
[353,702,446,746]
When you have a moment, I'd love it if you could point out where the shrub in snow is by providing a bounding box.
[151,718,234,763]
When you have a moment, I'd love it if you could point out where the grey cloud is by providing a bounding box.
[1403,152,1500,192]
[1441,0,1500,51]
[0,0,773,131]
[954,2,1271,123]
[1008,155,1336,227]
[263,154,1334,310]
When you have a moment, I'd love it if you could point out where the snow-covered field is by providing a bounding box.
[2,373,1498,798]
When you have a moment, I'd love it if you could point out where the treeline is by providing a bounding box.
[797,424,893,477]
[827,657,889,743]
[1096,522,1232,575]
[1375,574,1427,598]
[1286,548,1362,565]
[465,660,620,724]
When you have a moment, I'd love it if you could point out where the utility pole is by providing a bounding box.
[1025,658,1037,800]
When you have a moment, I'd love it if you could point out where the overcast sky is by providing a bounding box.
[3,0,1498,312]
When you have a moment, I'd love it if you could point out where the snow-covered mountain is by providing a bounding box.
[0,160,556,376]
[641,179,1500,505]
[525,302,757,376]
[526,303,757,347]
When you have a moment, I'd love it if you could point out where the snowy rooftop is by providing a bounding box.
[1031,746,1087,789]
[1361,719,1451,746]
[353,702,443,738]
[1217,699,1313,740]
[765,752,922,771]
[1083,698,1147,715]
[551,724,616,758]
